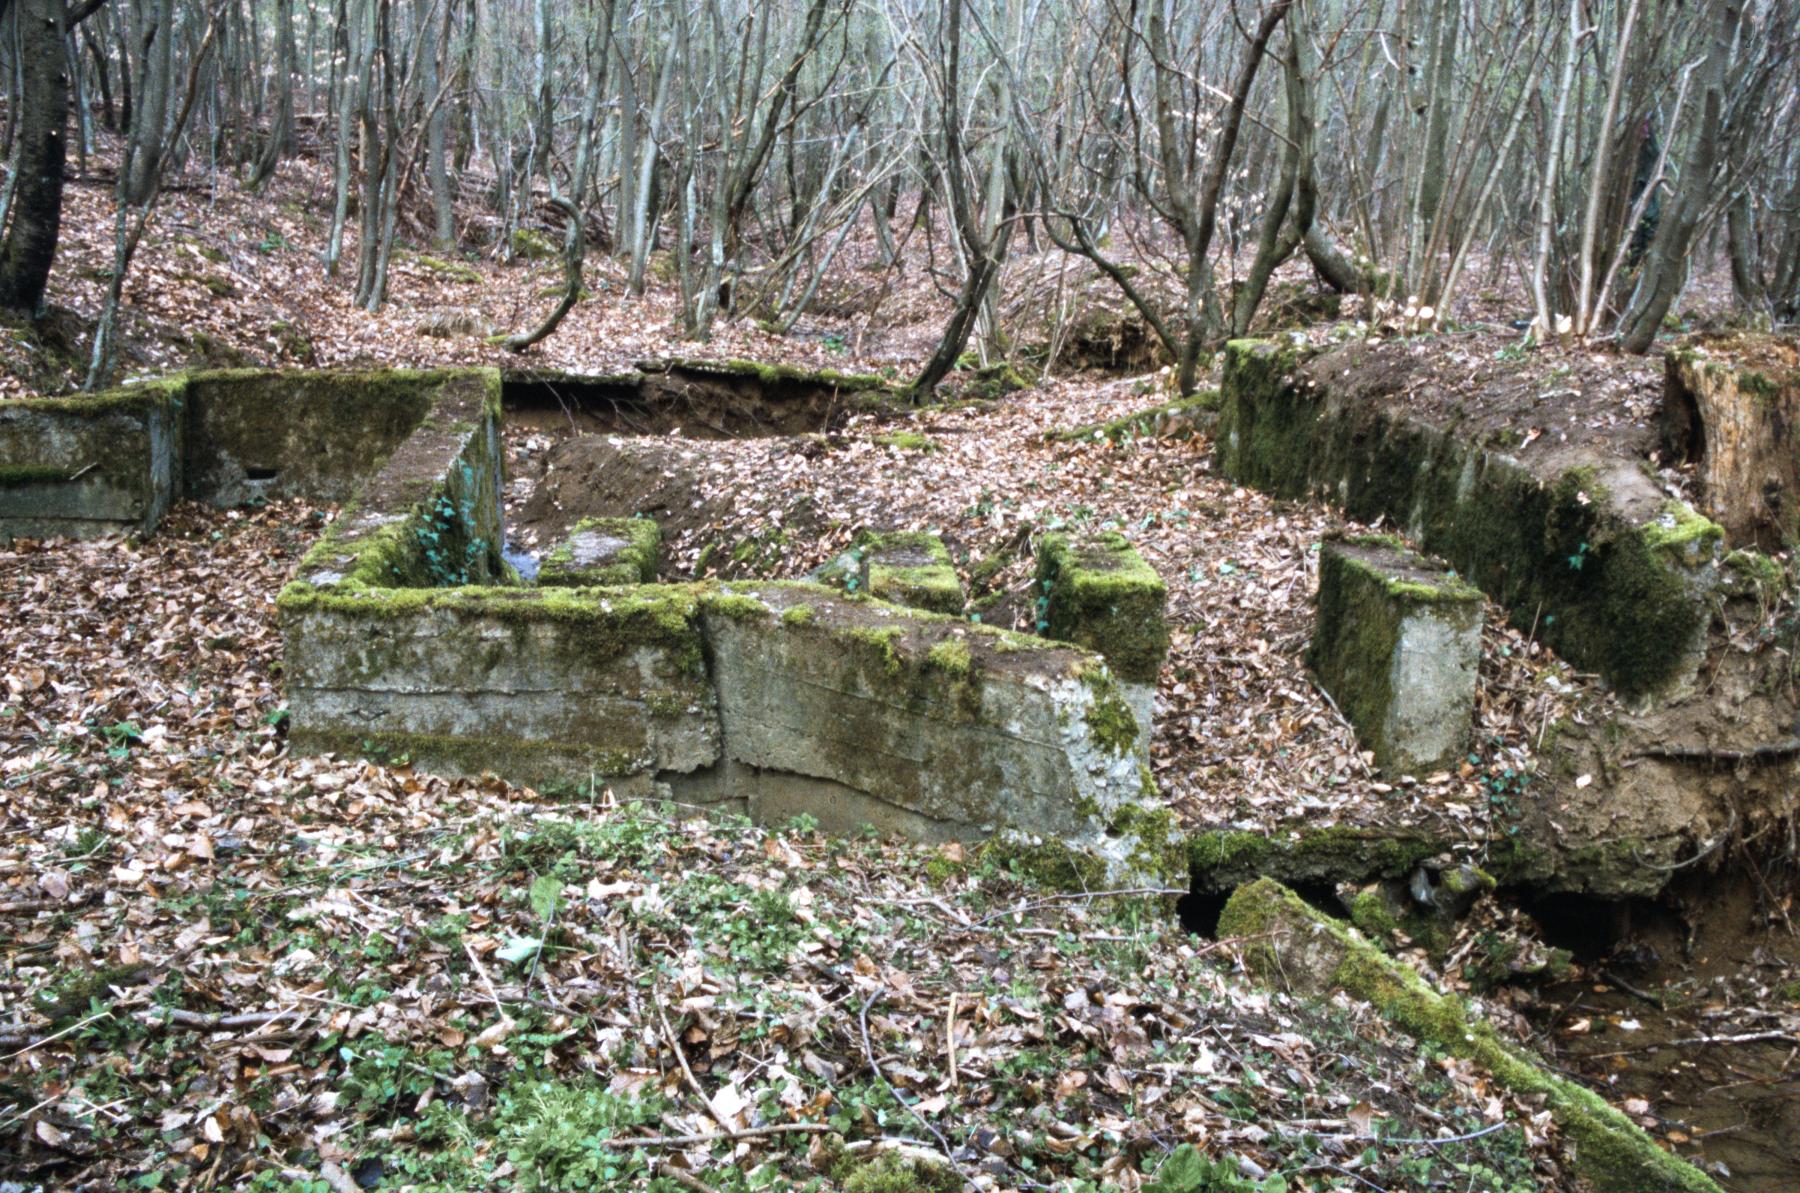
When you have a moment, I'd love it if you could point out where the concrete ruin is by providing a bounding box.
[2,364,1165,881]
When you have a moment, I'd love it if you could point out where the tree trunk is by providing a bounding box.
[1618,0,1737,353]
[0,0,68,317]
[1664,338,1800,550]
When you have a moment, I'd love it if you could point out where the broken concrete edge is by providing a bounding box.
[1041,389,1221,444]
[280,578,1169,884]
[1181,819,1702,900]
[284,372,504,592]
[1036,529,1169,687]
[0,375,188,539]
[855,530,965,615]
[1309,535,1483,775]
[538,515,661,586]
[1219,878,1722,1193]
[1217,338,1783,703]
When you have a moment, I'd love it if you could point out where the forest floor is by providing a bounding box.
[1,154,1794,1191]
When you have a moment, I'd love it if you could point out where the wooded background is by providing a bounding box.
[0,0,1795,391]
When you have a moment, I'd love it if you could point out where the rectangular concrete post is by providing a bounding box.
[1308,535,1483,776]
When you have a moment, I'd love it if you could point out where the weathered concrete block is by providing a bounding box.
[1309,535,1482,776]
[812,530,965,614]
[283,587,718,790]
[1036,531,1167,744]
[687,583,1155,873]
[860,531,963,613]
[0,381,183,540]
[538,517,659,586]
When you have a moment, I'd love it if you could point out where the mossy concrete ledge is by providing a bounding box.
[860,530,965,614]
[1309,535,1483,775]
[537,516,660,586]
[0,379,185,540]
[1220,878,1722,1193]
[1219,339,1727,702]
[682,583,1157,878]
[1036,530,1168,749]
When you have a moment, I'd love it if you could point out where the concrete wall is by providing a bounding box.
[0,383,184,540]
[282,579,1157,873]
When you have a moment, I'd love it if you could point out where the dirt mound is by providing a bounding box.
[517,435,732,554]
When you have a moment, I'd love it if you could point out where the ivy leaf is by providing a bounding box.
[529,874,563,921]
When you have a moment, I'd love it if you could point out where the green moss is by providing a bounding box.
[981,834,1108,891]
[405,253,483,284]
[926,639,971,675]
[873,431,938,452]
[511,227,557,260]
[282,583,707,676]
[14,374,187,418]
[849,626,904,676]
[1223,880,1721,1192]
[1078,665,1140,756]
[1640,501,1725,563]
[1348,887,1402,946]
[0,464,73,485]
[781,604,815,626]
[1110,803,1184,881]
[538,516,660,587]
[701,591,772,622]
[1184,826,1443,891]
[838,1150,958,1193]
[665,357,891,393]
[963,361,1035,399]
[858,531,965,615]
[1037,531,1169,685]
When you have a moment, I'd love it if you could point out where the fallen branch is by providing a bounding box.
[1628,738,1800,764]
[615,1122,837,1147]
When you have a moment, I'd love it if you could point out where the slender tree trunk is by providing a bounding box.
[1619,0,1738,353]
[0,0,67,316]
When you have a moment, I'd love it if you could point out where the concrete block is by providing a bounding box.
[1036,530,1168,744]
[538,517,660,586]
[0,382,183,540]
[1309,535,1482,775]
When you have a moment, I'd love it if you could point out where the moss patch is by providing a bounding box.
[1078,665,1140,756]
[538,516,660,587]
[1036,530,1168,685]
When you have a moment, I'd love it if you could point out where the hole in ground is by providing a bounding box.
[1518,891,1669,965]
[245,467,280,482]
[1179,879,1341,940]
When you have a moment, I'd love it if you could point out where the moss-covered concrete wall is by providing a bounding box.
[183,369,473,505]
[282,371,504,591]
[1221,878,1721,1193]
[1219,340,1723,701]
[0,381,185,540]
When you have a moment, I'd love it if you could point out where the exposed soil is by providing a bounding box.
[502,364,877,441]
[1303,332,1678,491]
